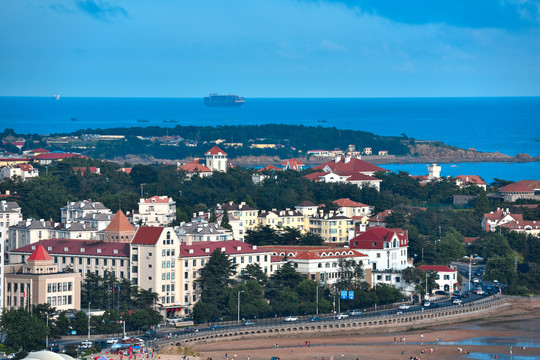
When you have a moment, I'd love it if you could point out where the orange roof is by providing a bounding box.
[455,175,486,185]
[282,158,305,170]
[105,210,135,233]
[131,226,165,245]
[418,265,456,272]
[118,167,132,174]
[28,244,53,261]
[333,198,369,208]
[178,160,211,173]
[144,196,173,203]
[314,157,386,173]
[205,146,227,156]
[258,165,281,172]
[500,180,540,193]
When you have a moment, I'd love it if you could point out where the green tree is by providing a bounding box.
[241,263,268,285]
[220,208,232,231]
[0,308,48,351]
[485,255,516,285]
[436,227,466,264]
[197,249,237,313]
[335,258,364,290]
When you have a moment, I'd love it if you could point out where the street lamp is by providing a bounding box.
[87,302,91,341]
[237,290,245,324]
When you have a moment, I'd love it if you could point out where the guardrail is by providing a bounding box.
[149,295,506,347]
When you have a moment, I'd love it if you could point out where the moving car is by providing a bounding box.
[284,316,298,322]
[453,298,463,305]
[336,313,349,319]
[421,300,431,307]
[309,316,322,322]
[209,325,223,330]
[399,304,410,310]
[80,340,93,349]
[348,310,362,316]
[243,321,255,326]
[107,338,118,344]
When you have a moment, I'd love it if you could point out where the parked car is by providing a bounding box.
[453,298,463,305]
[399,304,410,310]
[209,325,223,330]
[80,340,93,349]
[106,338,118,344]
[184,326,198,333]
[336,313,349,319]
[243,321,255,326]
[284,316,298,322]
[435,290,449,295]
[309,316,322,322]
[348,310,362,316]
[421,300,431,307]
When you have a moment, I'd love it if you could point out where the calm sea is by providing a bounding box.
[0,96,538,183]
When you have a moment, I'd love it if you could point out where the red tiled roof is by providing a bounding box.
[464,237,478,244]
[339,172,380,181]
[333,198,369,208]
[178,160,211,173]
[500,220,540,230]
[131,227,164,245]
[500,180,540,193]
[297,200,317,207]
[18,164,34,171]
[314,157,386,173]
[144,196,173,203]
[282,158,305,170]
[258,165,281,172]
[12,239,130,257]
[73,167,100,174]
[262,245,368,260]
[118,168,132,174]
[418,265,456,272]
[32,148,49,153]
[105,210,135,233]
[204,146,227,156]
[482,209,523,222]
[304,172,326,181]
[179,240,264,257]
[455,175,486,185]
[349,227,408,249]
[368,210,392,223]
[27,244,53,261]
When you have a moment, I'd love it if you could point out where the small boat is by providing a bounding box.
[137,119,150,123]
[54,94,60,100]
[163,120,179,123]
[450,164,458,168]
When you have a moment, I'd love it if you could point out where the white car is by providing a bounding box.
[107,338,118,344]
[80,340,92,349]
[284,316,298,322]
[453,298,463,305]
[336,313,349,320]
[399,304,410,310]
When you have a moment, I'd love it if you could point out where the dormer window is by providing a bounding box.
[205,248,210,253]
[97,249,102,254]
[31,246,36,250]
[188,249,194,254]
[80,248,85,253]
[236,246,242,251]
[221,247,226,252]
[64,247,69,252]
[47,246,52,251]
[113,249,118,254]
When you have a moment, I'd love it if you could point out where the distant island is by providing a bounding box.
[1,125,536,166]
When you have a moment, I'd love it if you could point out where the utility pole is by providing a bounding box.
[316,285,319,315]
[87,302,91,341]
[46,313,49,349]
[469,255,472,292]
[237,290,245,324]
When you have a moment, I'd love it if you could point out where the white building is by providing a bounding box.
[205,146,227,172]
[261,245,372,288]
[133,196,176,226]
[175,222,233,243]
[418,265,458,293]
[0,164,39,181]
[60,200,111,223]
[8,219,55,252]
[333,198,372,218]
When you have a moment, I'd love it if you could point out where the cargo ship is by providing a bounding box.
[204,93,245,107]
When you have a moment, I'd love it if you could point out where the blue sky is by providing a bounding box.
[1,0,539,97]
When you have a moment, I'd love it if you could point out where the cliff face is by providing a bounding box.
[408,144,513,161]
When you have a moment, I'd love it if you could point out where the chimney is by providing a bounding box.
[335,155,341,163]
[344,155,351,163]
[1,201,5,211]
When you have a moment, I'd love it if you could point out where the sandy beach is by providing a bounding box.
[186,297,539,360]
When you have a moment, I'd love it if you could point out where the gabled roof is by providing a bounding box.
[204,146,227,156]
[455,175,486,185]
[350,227,408,249]
[32,148,49,153]
[333,198,369,208]
[368,210,393,223]
[500,220,540,230]
[131,226,165,245]
[314,157,386,173]
[282,158,305,170]
[219,202,258,211]
[28,244,53,261]
[105,210,135,233]
[261,245,368,260]
[118,167,132,174]
[483,209,523,222]
[18,164,35,171]
[178,160,211,173]
[418,265,456,272]
[257,165,281,172]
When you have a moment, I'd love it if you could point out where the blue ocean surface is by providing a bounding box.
[1,96,539,157]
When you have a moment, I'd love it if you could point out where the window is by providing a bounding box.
[162,261,166,268]
[120,260,124,266]
[184,260,188,267]
[162,273,166,280]
[184,272,188,279]
[68,282,72,291]
[68,295,72,304]
[47,283,51,292]
[162,249,166,256]
[167,272,170,280]
[52,283,56,292]
[132,254,138,261]
[63,282,67,291]
[162,285,166,292]
[201,259,205,266]
[112,259,116,266]
[95,259,99,265]
[87,258,91,265]
[79,258,82,265]
[132,266,138,273]
[184,284,188,290]
[104,259,108,266]
[192,259,196,266]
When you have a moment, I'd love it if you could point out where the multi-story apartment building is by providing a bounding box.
[205,146,227,172]
[8,219,55,252]
[308,211,354,243]
[130,227,179,315]
[217,202,258,233]
[258,209,305,232]
[175,222,233,243]
[333,198,372,218]
[133,196,176,226]
[4,245,81,311]
[61,200,111,223]
[49,222,101,240]
[176,240,273,317]
[0,201,23,251]
[261,245,372,288]
[0,164,39,181]
[9,239,130,279]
